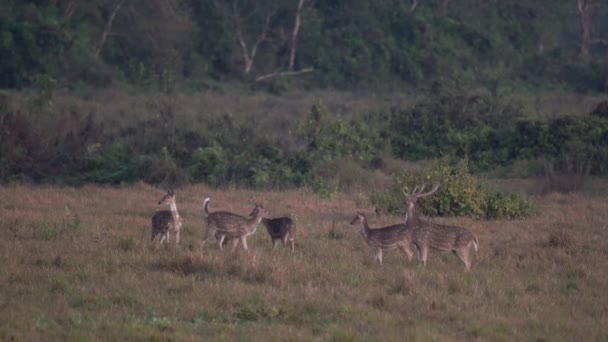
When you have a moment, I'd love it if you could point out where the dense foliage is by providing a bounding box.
[1,94,606,190]
[389,94,608,175]
[1,0,607,91]
[370,159,535,219]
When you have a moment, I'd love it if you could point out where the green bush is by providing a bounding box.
[370,159,534,220]
[301,104,385,163]
[388,94,608,176]
[82,143,138,184]
[136,148,187,187]
[308,176,338,200]
[187,143,228,187]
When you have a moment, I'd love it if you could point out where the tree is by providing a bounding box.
[213,0,314,80]
[576,0,607,58]
[95,0,126,58]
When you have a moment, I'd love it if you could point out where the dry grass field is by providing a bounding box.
[1,183,608,341]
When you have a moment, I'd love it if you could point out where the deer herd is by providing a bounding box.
[151,184,478,272]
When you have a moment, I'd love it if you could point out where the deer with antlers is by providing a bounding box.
[403,184,478,271]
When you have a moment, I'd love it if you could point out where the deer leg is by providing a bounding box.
[227,238,237,252]
[241,237,249,251]
[413,242,422,263]
[290,235,295,252]
[218,234,226,249]
[201,226,217,247]
[455,248,471,272]
[273,238,279,249]
[159,233,167,245]
[376,249,383,264]
[399,242,414,262]
[175,229,180,245]
[419,245,429,267]
[151,229,158,242]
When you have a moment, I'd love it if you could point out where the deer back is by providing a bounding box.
[262,217,294,238]
[152,210,172,232]
[413,221,475,251]
[367,223,413,248]
[207,211,250,234]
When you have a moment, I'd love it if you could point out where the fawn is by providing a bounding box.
[252,207,296,252]
[349,212,414,264]
[202,197,268,251]
[403,184,478,271]
[151,190,182,245]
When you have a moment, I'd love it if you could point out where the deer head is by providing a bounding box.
[402,184,440,219]
[158,190,175,205]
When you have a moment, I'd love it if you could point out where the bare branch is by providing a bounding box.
[408,0,419,14]
[591,38,608,45]
[63,1,77,19]
[230,0,276,75]
[254,67,314,82]
[95,0,126,58]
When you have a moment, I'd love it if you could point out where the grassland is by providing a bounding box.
[1,183,608,341]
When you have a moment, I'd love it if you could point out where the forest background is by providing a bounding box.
[1,0,607,195]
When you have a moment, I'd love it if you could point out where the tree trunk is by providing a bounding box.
[95,0,125,58]
[577,0,592,58]
[231,0,274,76]
[288,0,306,71]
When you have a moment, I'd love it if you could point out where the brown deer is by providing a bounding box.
[201,197,268,251]
[403,184,478,271]
[151,190,182,245]
[253,209,296,252]
[349,212,414,264]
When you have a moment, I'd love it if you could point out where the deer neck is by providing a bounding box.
[359,216,372,238]
[405,202,421,226]
[169,201,180,221]
[247,212,264,232]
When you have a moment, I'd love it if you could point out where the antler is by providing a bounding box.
[403,184,440,200]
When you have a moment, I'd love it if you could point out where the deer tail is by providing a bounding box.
[203,197,211,216]
[473,234,478,252]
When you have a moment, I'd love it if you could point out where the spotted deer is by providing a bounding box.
[201,197,268,251]
[403,184,478,271]
[349,212,414,264]
[151,190,182,245]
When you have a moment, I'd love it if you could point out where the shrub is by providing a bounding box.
[187,143,228,187]
[307,176,338,199]
[370,159,534,219]
[82,143,138,184]
[136,148,187,187]
[300,103,385,163]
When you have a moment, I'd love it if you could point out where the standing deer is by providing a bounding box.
[151,190,182,245]
[255,210,296,252]
[201,197,268,251]
[349,212,414,264]
[403,184,478,271]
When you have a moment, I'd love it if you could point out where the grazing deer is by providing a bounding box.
[403,184,479,271]
[201,197,268,251]
[253,209,296,252]
[151,190,182,245]
[349,212,414,264]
